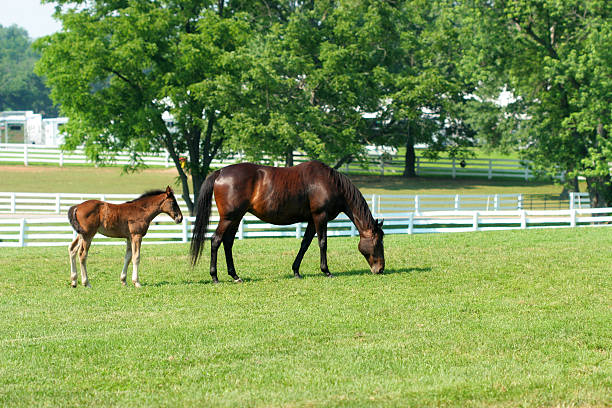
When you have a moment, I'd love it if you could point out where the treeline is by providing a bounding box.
[0,25,57,116]
[23,1,612,210]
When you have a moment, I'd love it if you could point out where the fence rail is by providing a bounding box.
[0,208,610,247]
[1,143,536,179]
[0,191,591,217]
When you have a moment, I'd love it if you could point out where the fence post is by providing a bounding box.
[520,210,526,229]
[19,218,26,247]
[570,209,576,227]
[494,194,499,211]
[472,212,479,231]
[296,222,302,239]
[518,194,523,210]
[452,158,456,179]
[10,192,16,213]
[454,194,460,211]
[371,195,378,217]
[59,150,64,167]
[24,144,28,166]
[165,151,170,168]
[182,217,188,242]
[55,194,61,214]
[524,165,529,181]
[488,159,493,179]
[414,195,420,214]
[569,192,575,210]
[238,218,244,240]
[408,212,414,235]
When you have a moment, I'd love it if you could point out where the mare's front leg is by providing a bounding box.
[130,235,143,288]
[120,237,132,286]
[313,215,333,277]
[292,222,315,279]
[69,235,81,287]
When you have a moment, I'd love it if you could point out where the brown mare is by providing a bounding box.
[68,186,183,288]
[190,161,385,283]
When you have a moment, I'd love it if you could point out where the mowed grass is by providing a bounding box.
[0,164,572,196]
[1,228,610,407]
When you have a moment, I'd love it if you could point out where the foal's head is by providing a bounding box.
[159,186,183,223]
[358,219,385,274]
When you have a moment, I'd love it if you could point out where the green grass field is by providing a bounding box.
[1,228,610,407]
[0,165,573,196]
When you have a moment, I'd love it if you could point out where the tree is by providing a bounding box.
[0,25,57,116]
[35,0,257,214]
[455,0,612,207]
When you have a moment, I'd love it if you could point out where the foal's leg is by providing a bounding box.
[120,237,132,286]
[313,215,332,277]
[78,236,93,287]
[69,235,81,287]
[292,221,315,279]
[130,235,143,288]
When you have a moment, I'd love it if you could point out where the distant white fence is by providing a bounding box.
[0,143,535,179]
[0,191,591,216]
[1,208,610,247]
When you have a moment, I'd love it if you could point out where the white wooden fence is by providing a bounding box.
[0,191,591,216]
[0,143,535,179]
[1,208,610,247]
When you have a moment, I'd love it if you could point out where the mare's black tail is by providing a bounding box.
[190,170,221,266]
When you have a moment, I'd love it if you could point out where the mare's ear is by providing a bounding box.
[377,219,384,228]
[166,185,173,195]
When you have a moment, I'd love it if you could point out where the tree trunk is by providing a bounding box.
[403,123,416,177]
[285,147,294,167]
[586,175,612,208]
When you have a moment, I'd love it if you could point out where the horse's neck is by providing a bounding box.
[344,196,374,236]
[136,197,164,222]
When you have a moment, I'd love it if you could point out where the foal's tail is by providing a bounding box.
[190,170,221,266]
[68,205,86,235]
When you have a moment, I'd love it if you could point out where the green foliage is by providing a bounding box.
[0,229,610,406]
[454,0,612,205]
[0,25,57,115]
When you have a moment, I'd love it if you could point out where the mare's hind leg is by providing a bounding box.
[210,218,243,283]
[292,221,315,279]
[69,235,81,287]
[313,214,333,277]
[78,235,93,287]
[222,221,243,283]
[120,238,132,286]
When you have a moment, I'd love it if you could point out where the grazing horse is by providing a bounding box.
[67,186,183,288]
[190,160,385,283]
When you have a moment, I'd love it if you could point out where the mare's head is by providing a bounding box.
[358,219,385,274]
[160,186,183,223]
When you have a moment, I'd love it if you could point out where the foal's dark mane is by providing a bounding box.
[126,189,166,204]
[327,166,377,232]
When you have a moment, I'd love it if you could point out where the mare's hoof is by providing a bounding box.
[133,282,142,288]
[84,283,92,288]
[326,273,335,278]
[71,281,77,288]
[234,278,243,283]
[293,273,303,279]
[121,281,127,287]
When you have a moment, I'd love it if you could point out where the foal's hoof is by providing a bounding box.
[133,281,142,288]
[71,281,77,288]
[234,278,243,283]
[84,282,92,288]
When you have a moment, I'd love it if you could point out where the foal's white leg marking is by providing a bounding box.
[69,236,80,287]
[79,237,92,288]
[120,238,132,286]
[131,235,143,288]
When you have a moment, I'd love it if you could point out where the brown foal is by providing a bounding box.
[67,186,183,288]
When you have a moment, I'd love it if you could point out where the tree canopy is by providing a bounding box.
[0,25,57,116]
